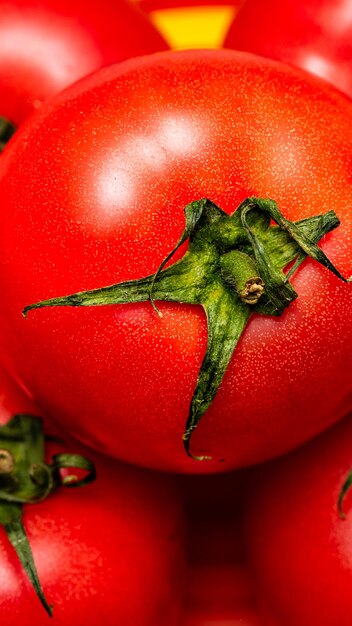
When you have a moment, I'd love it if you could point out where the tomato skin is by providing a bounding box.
[6,459,185,625]
[0,435,186,624]
[242,413,352,626]
[225,0,352,97]
[0,0,167,125]
[0,50,352,473]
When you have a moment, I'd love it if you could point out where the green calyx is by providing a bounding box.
[0,116,16,152]
[338,470,352,520]
[0,414,96,616]
[23,197,351,461]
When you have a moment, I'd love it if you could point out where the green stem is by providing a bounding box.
[220,250,264,304]
[0,116,16,152]
[338,470,352,519]
[183,282,251,460]
[22,198,351,461]
[1,505,53,617]
[0,415,96,614]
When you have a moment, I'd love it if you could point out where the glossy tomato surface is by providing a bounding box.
[243,413,352,626]
[0,365,185,623]
[0,438,185,625]
[225,0,352,97]
[0,0,167,126]
[0,50,352,473]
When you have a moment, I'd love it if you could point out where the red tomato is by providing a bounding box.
[7,456,186,625]
[0,0,167,126]
[0,50,352,473]
[0,419,185,623]
[242,413,352,626]
[225,0,352,97]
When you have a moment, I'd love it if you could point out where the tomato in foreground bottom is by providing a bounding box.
[243,413,352,626]
[0,434,186,625]
[0,50,352,473]
[8,457,186,626]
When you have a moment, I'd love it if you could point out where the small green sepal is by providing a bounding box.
[0,116,16,152]
[338,469,352,520]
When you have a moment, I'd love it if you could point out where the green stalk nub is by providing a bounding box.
[0,415,96,615]
[0,116,16,152]
[23,197,352,461]
[220,250,264,304]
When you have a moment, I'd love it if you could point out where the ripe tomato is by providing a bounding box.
[242,413,352,626]
[0,389,186,624]
[0,0,167,126]
[4,453,185,625]
[0,50,352,473]
[225,0,352,97]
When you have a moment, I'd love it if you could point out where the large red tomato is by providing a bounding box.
[0,50,351,473]
[242,413,352,626]
[0,402,185,623]
[0,0,167,126]
[225,0,352,97]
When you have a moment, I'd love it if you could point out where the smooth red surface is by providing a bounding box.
[0,0,167,125]
[225,0,352,97]
[0,362,40,424]
[0,365,185,624]
[243,414,352,626]
[0,441,185,625]
[0,50,352,473]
